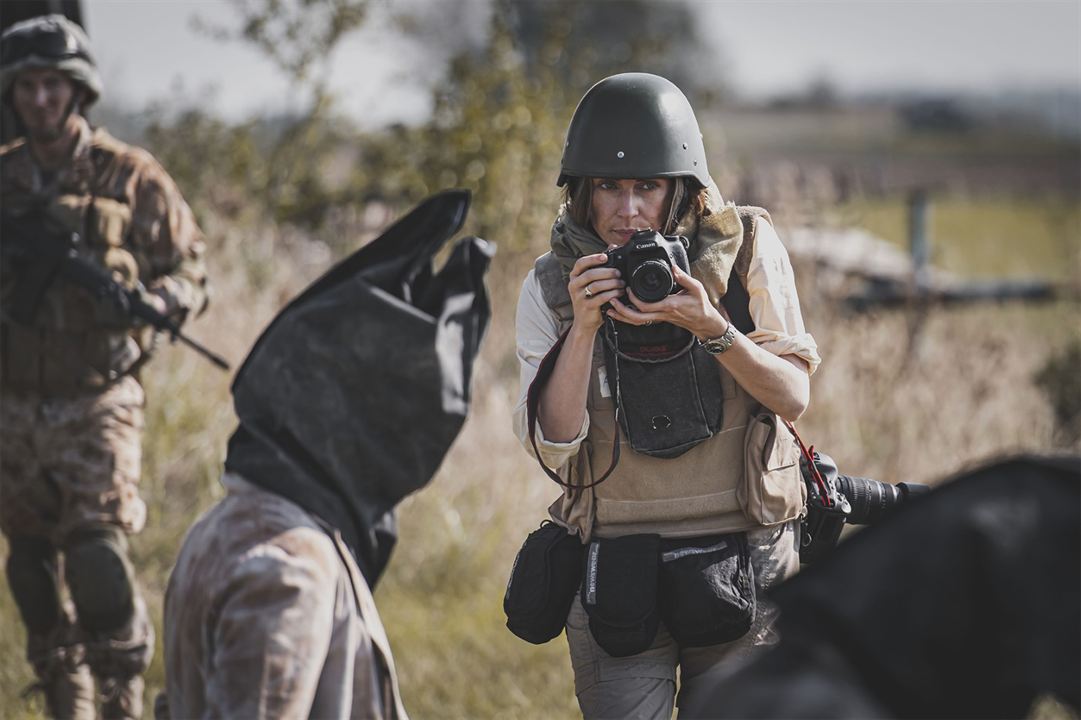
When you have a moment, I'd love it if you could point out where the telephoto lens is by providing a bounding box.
[835,475,930,524]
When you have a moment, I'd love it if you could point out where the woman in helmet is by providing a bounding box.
[511,73,820,718]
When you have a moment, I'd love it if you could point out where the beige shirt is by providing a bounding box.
[513,219,820,471]
[162,473,407,720]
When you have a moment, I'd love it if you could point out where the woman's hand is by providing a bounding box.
[610,264,810,420]
[568,253,625,335]
[606,264,728,338]
[536,253,625,443]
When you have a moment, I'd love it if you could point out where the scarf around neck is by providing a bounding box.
[548,180,747,307]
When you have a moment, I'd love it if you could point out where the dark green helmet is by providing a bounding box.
[558,72,709,188]
[1,14,101,106]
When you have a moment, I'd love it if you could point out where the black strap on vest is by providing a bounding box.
[526,320,624,489]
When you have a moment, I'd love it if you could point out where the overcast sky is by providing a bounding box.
[86,0,1080,126]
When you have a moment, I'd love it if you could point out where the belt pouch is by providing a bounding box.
[659,533,756,647]
[504,521,585,644]
[581,533,661,657]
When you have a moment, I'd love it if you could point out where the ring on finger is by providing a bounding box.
[584,285,593,299]
[645,320,653,326]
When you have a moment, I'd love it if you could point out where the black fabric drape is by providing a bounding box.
[683,454,1081,719]
[225,190,493,587]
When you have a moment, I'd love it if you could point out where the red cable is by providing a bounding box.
[782,419,833,507]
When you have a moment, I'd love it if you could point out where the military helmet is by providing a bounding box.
[0,14,101,106]
[558,72,709,189]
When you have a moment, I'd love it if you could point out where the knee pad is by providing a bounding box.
[5,536,62,634]
[64,527,135,634]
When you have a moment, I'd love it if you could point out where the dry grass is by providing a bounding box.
[0,194,1077,719]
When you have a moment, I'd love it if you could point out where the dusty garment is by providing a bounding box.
[0,115,208,396]
[162,474,407,720]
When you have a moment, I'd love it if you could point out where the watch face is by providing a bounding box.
[702,327,735,354]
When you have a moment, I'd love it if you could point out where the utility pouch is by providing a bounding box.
[602,323,723,459]
[504,521,584,645]
[740,410,805,525]
[659,533,756,647]
[580,533,661,657]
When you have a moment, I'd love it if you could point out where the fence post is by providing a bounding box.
[908,189,931,292]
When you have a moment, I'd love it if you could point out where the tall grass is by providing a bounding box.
[0,192,1077,719]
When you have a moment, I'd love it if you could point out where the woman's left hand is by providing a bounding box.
[606,264,729,339]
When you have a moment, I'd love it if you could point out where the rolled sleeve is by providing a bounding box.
[744,220,821,374]
[512,269,588,470]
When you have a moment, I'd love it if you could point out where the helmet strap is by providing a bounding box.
[664,178,687,234]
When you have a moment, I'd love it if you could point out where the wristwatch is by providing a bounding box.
[700,324,738,355]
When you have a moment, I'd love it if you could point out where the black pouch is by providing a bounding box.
[581,534,661,657]
[504,521,584,645]
[602,323,724,459]
[659,533,756,647]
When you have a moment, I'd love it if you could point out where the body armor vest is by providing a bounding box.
[1,134,147,397]
[534,208,804,539]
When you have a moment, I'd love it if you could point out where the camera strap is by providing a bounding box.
[782,419,834,507]
[526,318,624,489]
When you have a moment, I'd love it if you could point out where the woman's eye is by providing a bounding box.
[639,182,659,191]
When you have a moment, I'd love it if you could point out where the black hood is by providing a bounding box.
[224,190,493,586]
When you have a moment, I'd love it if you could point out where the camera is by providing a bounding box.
[604,230,690,304]
[799,450,929,563]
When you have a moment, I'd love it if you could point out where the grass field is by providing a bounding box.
[1,192,1078,719]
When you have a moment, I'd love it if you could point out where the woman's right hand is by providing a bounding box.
[568,253,624,335]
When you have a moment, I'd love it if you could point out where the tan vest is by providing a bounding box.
[534,209,805,540]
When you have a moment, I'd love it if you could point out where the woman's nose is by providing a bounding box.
[617,190,638,218]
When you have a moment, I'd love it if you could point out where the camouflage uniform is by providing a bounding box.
[161,474,407,720]
[0,112,207,717]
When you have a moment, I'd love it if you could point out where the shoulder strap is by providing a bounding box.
[534,252,574,327]
[720,206,771,335]
[526,325,621,489]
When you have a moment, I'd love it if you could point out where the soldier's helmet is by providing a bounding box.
[558,72,709,189]
[0,14,101,107]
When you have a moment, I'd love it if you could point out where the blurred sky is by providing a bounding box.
[86,0,1080,126]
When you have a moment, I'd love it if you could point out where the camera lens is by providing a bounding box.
[630,260,674,303]
[836,475,904,525]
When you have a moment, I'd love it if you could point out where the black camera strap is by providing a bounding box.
[526,317,624,489]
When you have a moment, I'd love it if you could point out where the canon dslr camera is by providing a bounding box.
[605,230,691,304]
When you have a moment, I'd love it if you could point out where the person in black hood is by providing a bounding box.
[159,191,493,720]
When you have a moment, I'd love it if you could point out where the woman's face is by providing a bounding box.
[589,177,672,248]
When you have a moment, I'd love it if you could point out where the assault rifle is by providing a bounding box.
[1,212,230,371]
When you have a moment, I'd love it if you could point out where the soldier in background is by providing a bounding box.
[0,15,208,719]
